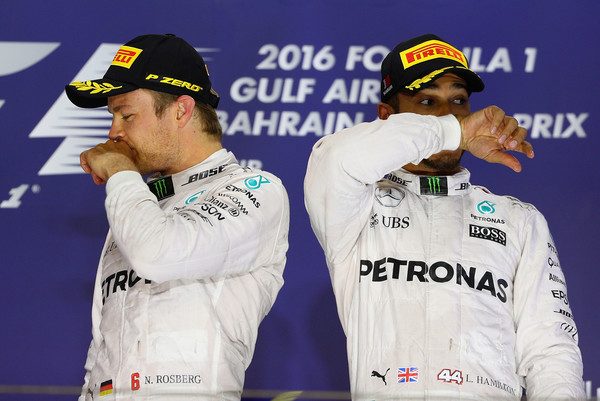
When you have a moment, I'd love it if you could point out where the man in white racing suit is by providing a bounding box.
[65,34,289,400]
[304,34,584,400]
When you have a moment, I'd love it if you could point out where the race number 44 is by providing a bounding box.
[437,369,463,385]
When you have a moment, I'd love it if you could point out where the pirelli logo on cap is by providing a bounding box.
[111,45,142,68]
[400,40,467,69]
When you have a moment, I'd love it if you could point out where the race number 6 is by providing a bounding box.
[131,372,140,391]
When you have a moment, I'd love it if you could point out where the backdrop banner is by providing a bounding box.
[1,1,598,399]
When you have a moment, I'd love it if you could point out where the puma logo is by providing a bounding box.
[371,368,390,385]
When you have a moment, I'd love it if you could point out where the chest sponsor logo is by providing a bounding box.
[201,195,241,218]
[560,323,578,340]
[199,202,226,221]
[226,184,261,208]
[371,368,390,385]
[382,215,410,229]
[420,176,448,195]
[476,200,496,214]
[375,187,405,207]
[102,269,151,304]
[216,192,249,215]
[397,367,419,383]
[549,273,565,285]
[469,224,506,246]
[551,289,569,305]
[147,176,175,201]
[554,308,574,319]
[383,173,411,186]
[184,190,205,205]
[470,213,505,224]
[181,165,226,186]
[244,175,270,190]
[369,213,410,229]
[369,213,379,228]
[359,258,509,303]
[547,257,560,269]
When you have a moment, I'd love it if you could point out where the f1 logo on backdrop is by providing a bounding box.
[28,44,219,175]
[0,41,60,110]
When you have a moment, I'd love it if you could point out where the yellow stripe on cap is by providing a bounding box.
[405,66,469,91]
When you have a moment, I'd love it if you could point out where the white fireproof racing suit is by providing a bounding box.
[80,149,289,400]
[304,114,584,400]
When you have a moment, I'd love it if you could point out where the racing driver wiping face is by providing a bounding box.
[65,34,290,401]
[304,33,585,400]
[380,73,471,176]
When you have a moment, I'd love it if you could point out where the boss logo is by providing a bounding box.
[469,224,506,246]
[182,165,226,186]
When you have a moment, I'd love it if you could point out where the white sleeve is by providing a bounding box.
[104,172,289,283]
[304,113,460,263]
[514,211,585,400]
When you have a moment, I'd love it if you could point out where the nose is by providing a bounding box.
[435,103,452,117]
[108,118,123,141]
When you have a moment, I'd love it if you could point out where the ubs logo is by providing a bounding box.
[370,213,410,229]
[382,215,410,229]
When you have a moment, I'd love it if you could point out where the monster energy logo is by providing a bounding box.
[428,177,440,193]
[420,176,448,195]
[147,176,174,201]
[154,179,167,197]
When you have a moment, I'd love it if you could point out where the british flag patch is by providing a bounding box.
[398,367,419,383]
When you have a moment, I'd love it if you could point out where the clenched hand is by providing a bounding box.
[80,140,138,185]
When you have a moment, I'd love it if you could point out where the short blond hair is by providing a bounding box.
[150,91,222,140]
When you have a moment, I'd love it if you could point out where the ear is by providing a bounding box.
[175,95,196,128]
[377,102,395,120]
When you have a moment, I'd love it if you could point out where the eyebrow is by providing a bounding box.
[422,81,468,92]
[108,104,128,114]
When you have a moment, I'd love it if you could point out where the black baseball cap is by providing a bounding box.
[65,33,219,108]
[381,34,484,101]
